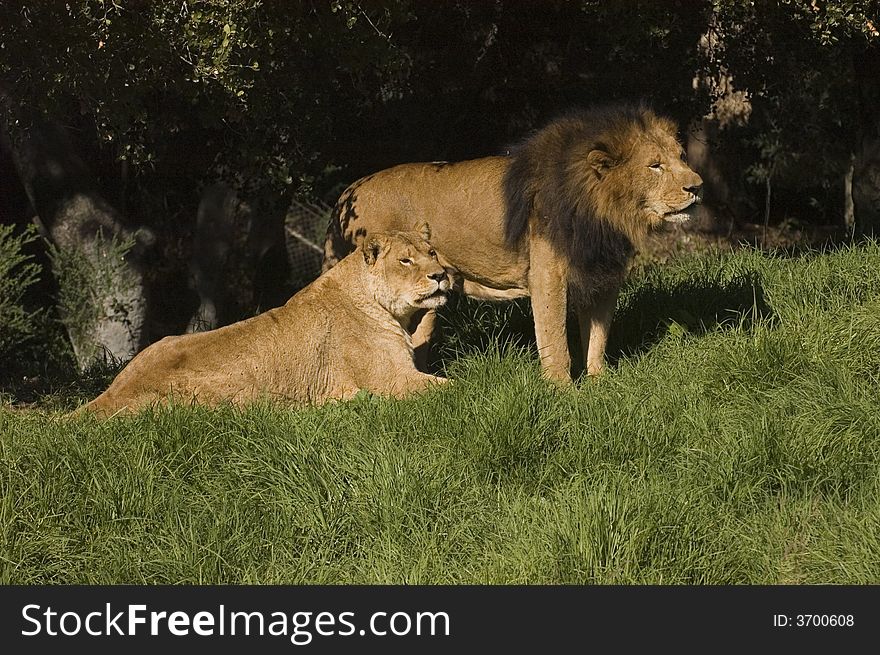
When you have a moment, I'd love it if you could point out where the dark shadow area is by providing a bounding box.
[0,340,122,409]
[423,272,774,377]
[605,272,775,367]
[427,295,537,375]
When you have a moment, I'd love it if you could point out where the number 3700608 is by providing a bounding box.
[799,615,853,627]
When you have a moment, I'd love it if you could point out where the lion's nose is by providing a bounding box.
[427,271,446,282]
[684,174,703,197]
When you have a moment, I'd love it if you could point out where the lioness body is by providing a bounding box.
[324,104,703,381]
[81,230,450,416]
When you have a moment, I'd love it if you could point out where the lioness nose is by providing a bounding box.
[427,270,446,282]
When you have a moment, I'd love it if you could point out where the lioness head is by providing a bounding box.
[584,106,703,231]
[362,223,451,319]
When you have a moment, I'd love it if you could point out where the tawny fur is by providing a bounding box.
[78,230,450,416]
[323,103,703,381]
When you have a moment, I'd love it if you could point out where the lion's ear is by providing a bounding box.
[418,222,432,242]
[362,235,385,266]
[587,149,614,179]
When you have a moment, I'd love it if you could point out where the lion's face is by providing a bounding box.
[586,114,704,235]
[362,227,451,319]
[629,130,704,226]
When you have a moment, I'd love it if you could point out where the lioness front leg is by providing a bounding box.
[528,232,571,382]
[409,308,437,372]
[577,285,619,377]
[366,372,447,399]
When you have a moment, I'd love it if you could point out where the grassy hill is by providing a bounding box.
[2,242,880,583]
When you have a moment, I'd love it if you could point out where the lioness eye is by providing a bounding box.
[429,250,437,258]
[649,162,663,171]
[399,258,413,266]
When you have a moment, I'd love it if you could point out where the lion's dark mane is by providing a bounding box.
[503,103,668,304]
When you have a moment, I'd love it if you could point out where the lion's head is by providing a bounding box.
[505,103,703,261]
[361,224,451,319]
[586,109,703,230]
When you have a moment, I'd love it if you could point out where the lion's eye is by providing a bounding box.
[429,250,437,259]
[649,162,663,171]
[399,258,413,266]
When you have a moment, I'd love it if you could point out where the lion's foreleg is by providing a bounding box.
[409,308,437,372]
[577,286,619,377]
[528,234,571,383]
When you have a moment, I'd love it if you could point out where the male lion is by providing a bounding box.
[78,227,450,416]
[323,103,703,381]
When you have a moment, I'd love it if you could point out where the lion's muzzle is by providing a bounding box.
[662,184,703,223]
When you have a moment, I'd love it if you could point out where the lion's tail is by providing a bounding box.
[503,149,534,246]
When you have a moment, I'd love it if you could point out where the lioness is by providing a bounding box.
[323,103,703,382]
[79,227,450,416]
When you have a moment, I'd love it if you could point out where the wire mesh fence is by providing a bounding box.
[284,198,331,288]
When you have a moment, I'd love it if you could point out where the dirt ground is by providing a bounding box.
[639,216,848,264]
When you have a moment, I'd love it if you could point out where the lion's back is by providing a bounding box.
[323,157,510,272]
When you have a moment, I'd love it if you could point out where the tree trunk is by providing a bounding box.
[853,43,880,237]
[686,117,731,231]
[186,184,291,333]
[186,185,238,333]
[2,118,149,369]
[844,154,855,233]
[687,16,754,234]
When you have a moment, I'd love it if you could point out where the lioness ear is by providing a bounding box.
[587,149,614,179]
[362,235,383,266]
[418,222,432,242]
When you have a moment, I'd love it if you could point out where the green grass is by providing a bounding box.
[2,242,880,584]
